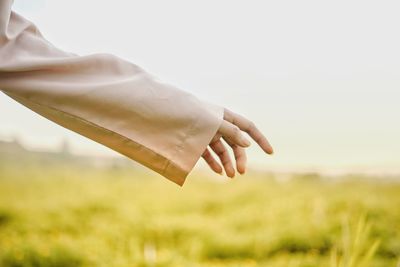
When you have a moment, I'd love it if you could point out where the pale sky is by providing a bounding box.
[1,0,400,174]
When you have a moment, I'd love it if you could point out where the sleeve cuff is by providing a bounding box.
[4,91,224,186]
[162,100,224,186]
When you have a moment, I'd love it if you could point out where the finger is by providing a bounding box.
[224,137,247,175]
[219,120,251,148]
[202,148,223,175]
[224,108,274,154]
[210,131,223,144]
[209,139,235,178]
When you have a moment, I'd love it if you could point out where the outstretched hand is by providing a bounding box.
[202,108,273,177]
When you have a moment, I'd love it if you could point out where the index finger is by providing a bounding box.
[224,108,274,154]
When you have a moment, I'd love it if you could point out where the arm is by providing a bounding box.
[0,0,223,186]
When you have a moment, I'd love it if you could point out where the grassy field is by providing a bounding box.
[0,162,399,267]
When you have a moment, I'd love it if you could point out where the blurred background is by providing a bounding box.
[0,0,399,266]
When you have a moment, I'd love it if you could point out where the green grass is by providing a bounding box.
[0,164,399,267]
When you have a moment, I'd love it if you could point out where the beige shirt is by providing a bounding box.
[0,0,224,186]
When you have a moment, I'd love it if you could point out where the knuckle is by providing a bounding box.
[232,126,241,137]
[248,121,256,129]
[246,123,256,133]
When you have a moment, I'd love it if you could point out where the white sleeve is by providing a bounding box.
[0,0,224,186]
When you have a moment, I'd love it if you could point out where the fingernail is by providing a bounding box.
[241,137,251,147]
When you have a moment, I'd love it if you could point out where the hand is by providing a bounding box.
[201,108,273,178]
